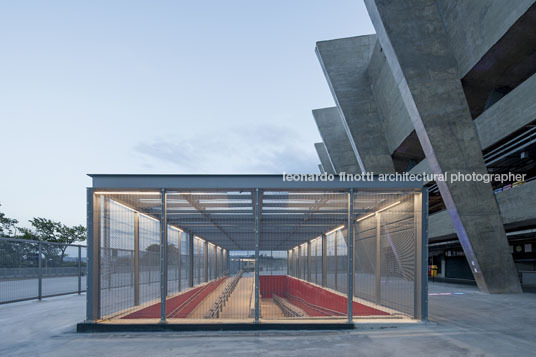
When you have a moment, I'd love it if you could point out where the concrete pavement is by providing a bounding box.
[1,282,535,356]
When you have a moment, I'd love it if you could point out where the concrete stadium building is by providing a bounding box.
[313,0,536,293]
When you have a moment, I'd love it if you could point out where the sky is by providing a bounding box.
[0,0,375,229]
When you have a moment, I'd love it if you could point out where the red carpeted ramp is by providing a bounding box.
[122,277,227,319]
[260,275,389,316]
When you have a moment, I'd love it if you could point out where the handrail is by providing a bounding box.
[287,295,346,316]
[168,279,219,318]
[272,294,304,318]
[204,270,243,319]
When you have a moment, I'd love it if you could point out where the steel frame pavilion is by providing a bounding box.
[85,174,428,327]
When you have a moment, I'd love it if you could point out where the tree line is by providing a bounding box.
[0,203,86,267]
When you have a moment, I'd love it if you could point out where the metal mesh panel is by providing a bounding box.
[311,237,322,285]
[90,187,423,322]
[179,231,189,289]
[354,192,418,318]
[138,213,160,307]
[379,198,416,316]
[260,191,348,320]
[326,231,336,291]
[167,227,180,295]
[100,198,135,317]
[336,230,348,294]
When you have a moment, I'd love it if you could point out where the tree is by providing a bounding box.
[19,218,86,263]
[0,203,19,237]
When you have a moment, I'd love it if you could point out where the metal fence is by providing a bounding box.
[0,237,87,304]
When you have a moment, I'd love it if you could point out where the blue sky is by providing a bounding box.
[0,0,374,228]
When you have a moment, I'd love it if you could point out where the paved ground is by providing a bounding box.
[1,281,535,356]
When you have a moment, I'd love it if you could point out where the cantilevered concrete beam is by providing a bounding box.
[365,0,521,293]
[316,35,395,174]
[313,107,361,174]
[314,142,336,174]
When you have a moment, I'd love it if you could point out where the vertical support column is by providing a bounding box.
[188,233,194,287]
[134,212,140,306]
[86,189,100,321]
[414,190,428,320]
[321,234,327,287]
[254,188,260,323]
[78,245,82,295]
[177,232,182,291]
[204,241,208,282]
[307,241,312,282]
[159,189,167,324]
[353,223,357,297]
[375,212,381,305]
[38,241,42,300]
[334,232,338,291]
[347,189,354,322]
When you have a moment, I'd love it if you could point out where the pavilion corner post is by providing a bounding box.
[347,189,354,323]
[134,211,140,306]
[86,188,101,322]
[38,240,42,300]
[160,189,168,323]
[254,188,261,323]
[414,190,428,320]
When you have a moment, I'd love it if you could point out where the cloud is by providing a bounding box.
[134,123,318,174]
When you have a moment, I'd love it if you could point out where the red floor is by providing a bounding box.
[121,274,389,319]
[122,277,226,319]
[260,275,390,316]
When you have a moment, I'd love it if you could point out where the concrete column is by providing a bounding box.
[314,142,336,174]
[313,107,361,174]
[316,36,395,174]
[365,0,522,293]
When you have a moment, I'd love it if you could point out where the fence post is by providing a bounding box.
[78,245,82,294]
[38,241,42,300]
[347,189,354,323]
